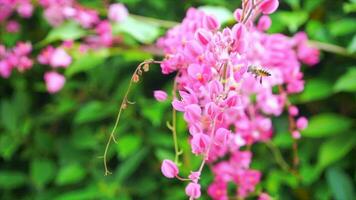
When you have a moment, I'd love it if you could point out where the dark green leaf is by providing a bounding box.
[30,159,56,188]
[302,113,352,137]
[318,132,356,169]
[0,171,27,189]
[326,167,355,200]
[298,79,333,102]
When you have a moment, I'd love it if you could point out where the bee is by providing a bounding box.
[247,65,271,84]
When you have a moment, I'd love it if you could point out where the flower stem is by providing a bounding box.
[102,59,158,175]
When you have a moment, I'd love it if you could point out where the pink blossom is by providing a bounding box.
[292,130,301,139]
[38,46,55,65]
[257,15,271,31]
[161,159,179,178]
[214,128,230,146]
[154,90,168,102]
[44,71,66,93]
[233,9,242,22]
[203,15,220,30]
[188,171,201,183]
[17,2,33,18]
[185,182,201,199]
[288,106,299,116]
[259,193,272,200]
[259,0,279,14]
[296,116,308,130]
[108,3,128,23]
[0,61,12,78]
[50,48,72,68]
[191,133,210,155]
[6,20,20,33]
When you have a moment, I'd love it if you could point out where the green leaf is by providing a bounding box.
[116,148,148,184]
[113,17,160,44]
[326,167,355,200]
[30,159,56,188]
[347,35,356,53]
[329,18,356,36]
[66,49,109,77]
[43,21,87,44]
[302,113,352,137]
[117,135,143,158]
[141,100,169,126]
[334,67,356,92]
[74,101,115,124]
[276,11,309,32]
[199,6,233,24]
[55,163,86,185]
[54,186,102,200]
[0,171,27,189]
[304,0,325,12]
[298,79,333,102]
[318,133,356,169]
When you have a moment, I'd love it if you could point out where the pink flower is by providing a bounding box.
[208,181,228,200]
[257,15,271,31]
[185,182,201,199]
[203,15,220,30]
[6,20,20,33]
[288,106,299,116]
[292,130,301,139]
[38,46,55,65]
[297,43,320,66]
[0,61,12,78]
[233,9,243,22]
[44,71,66,93]
[188,171,201,183]
[17,2,33,18]
[259,0,279,14]
[161,159,179,178]
[184,104,202,123]
[154,90,168,102]
[50,48,72,68]
[215,128,230,146]
[259,193,272,200]
[191,133,210,155]
[296,116,308,130]
[108,3,128,23]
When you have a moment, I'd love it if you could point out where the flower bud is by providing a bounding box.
[215,128,230,146]
[203,15,220,30]
[161,159,179,178]
[257,15,272,31]
[233,8,243,22]
[195,29,211,45]
[185,182,201,199]
[154,90,168,102]
[259,0,279,14]
[296,116,308,130]
[288,106,299,116]
[292,130,301,139]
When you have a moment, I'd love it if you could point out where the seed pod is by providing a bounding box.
[133,74,140,83]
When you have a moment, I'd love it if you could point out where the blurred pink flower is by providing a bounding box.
[154,90,168,102]
[161,159,179,178]
[108,3,128,23]
[44,71,65,93]
[50,48,72,68]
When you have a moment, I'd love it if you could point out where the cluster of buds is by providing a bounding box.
[157,0,319,199]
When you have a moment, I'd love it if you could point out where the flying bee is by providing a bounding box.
[247,65,271,84]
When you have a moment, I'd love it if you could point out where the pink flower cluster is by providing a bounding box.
[157,0,319,199]
[0,42,33,78]
[0,1,129,93]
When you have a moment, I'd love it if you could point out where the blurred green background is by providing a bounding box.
[0,0,355,199]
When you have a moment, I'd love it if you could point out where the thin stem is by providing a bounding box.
[308,40,356,58]
[171,73,183,164]
[103,59,157,175]
[265,141,291,172]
